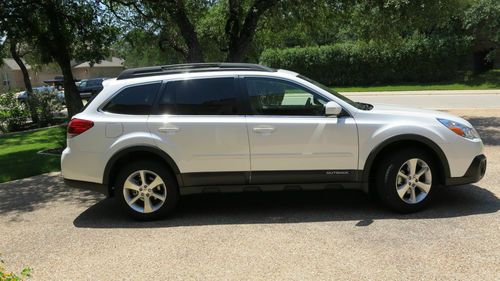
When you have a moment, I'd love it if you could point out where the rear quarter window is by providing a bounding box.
[102,82,160,115]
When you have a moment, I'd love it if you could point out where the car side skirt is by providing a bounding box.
[179,170,363,195]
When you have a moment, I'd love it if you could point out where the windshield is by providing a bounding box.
[297,75,372,110]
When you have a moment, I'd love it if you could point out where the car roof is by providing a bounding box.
[116,63,275,80]
[104,63,298,88]
[103,68,299,89]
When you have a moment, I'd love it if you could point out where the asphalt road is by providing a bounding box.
[0,109,499,280]
[343,92,500,109]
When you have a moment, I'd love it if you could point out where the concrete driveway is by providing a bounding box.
[0,109,499,280]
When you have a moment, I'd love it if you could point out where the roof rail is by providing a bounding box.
[116,63,275,80]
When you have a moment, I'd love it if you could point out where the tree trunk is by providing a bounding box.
[9,40,39,123]
[186,45,204,63]
[40,1,83,119]
[57,57,83,118]
[166,0,204,62]
[178,15,204,63]
[225,0,277,62]
[225,0,244,62]
[227,41,249,62]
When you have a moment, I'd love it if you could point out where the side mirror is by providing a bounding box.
[325,101,342,116]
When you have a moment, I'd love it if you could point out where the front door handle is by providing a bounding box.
[253,127,275,134]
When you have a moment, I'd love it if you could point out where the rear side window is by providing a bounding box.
[103,83,160,115]
[158,78,239,115]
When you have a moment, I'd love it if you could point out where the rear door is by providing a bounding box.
[243,77,359,184]
[148,76,250,186]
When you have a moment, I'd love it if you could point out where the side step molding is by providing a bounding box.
[179,182,363,195]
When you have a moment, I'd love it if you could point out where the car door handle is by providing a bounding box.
[253,127,275,134]
[158,127,180,134]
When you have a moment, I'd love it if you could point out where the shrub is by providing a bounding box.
[30,89,63,127]
[260,37,471,86]
[0,253,32,281]
[0,92,30,133]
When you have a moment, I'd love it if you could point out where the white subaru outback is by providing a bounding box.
[62,63,487,220]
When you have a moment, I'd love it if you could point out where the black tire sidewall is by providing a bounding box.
[115,161,179,220]
[376,148,436,213]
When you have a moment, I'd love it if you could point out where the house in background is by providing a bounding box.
[1,57,125,93]
[1,58,25,92]
[72,57,125,80]
[1,58,59,93]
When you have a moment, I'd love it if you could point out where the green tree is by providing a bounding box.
[114,29,185,68]
[0,5,40,122]
[7,39,40,123]
[0,0,118,118]
[464,0,500,63]
[108,0,279,63]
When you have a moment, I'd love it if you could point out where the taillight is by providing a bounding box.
[67,118,94,138]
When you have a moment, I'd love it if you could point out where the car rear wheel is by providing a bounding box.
[115,161,179,220]
[376,148,436,213]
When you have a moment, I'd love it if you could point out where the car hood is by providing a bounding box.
[366,103,472,126]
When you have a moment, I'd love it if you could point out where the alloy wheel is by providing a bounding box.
[395,158,432,204]
[122,170,167,213]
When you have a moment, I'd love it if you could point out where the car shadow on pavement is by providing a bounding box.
[0,173,103,220]
[73,184,499,228]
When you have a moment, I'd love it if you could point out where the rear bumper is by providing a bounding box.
[61,147,104,183]
[445,154,487,186]
[64,178,108,196]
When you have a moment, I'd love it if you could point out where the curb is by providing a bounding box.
[37,148,64,156]
[0,124,66,138]
[341,89,500,96]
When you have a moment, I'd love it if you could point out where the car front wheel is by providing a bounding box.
[376,148,436,213]
[115,161,179,220]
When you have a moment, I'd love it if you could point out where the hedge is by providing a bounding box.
[260,38,470,86]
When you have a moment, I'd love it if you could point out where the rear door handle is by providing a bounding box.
[158,127,180,134]
[253,127,275,134]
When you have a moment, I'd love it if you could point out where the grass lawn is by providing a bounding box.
[0,126,66,183]
[334,69,500,92]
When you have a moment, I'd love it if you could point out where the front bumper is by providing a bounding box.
[445,154,487,186]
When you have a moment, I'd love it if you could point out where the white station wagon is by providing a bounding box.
[62,63,486,220]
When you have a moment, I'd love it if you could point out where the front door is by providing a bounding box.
[243,77,358,184]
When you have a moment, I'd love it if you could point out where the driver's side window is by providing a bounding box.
[245,78,327,116]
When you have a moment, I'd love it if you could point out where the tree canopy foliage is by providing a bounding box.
[109,0,498,68]
[107,0,280,63]
[0,0,118,117]
[0,0,498,117]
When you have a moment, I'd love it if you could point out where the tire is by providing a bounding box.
[115,160,179,220]
[376,148,437,213]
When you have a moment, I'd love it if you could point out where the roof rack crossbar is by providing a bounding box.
[117,63,274,80]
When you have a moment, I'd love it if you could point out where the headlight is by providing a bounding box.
[437,118,480,140]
